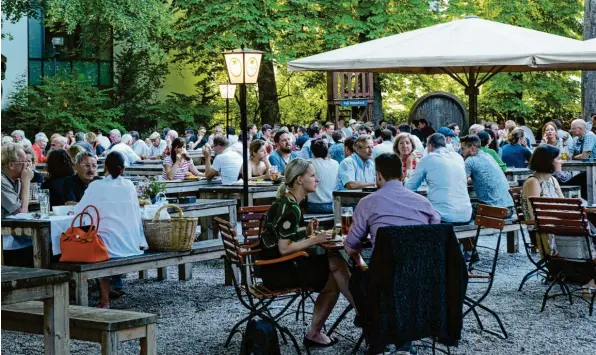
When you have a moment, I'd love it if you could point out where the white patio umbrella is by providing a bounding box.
[288,16,596,122]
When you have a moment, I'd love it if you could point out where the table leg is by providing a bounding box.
[101,331,119,355]
[587,165,595,206]
[333,195,342,226]
[198,217,210,241]
[248,192,254,207]
[506,230,519,254]
[140,323,157,355]
[139,270,149,280]
[157,267,169,280]
[44,281,70,355]
[33,225,52,269]
[73,272,89,307]
[179,263,192,281]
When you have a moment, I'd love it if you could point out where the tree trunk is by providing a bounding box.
[256,44,280,126]
[583,0,596,122]
[372,73,384,127]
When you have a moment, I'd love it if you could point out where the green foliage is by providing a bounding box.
[2,73,123,135]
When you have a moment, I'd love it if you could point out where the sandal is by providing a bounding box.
[95,302,110,309]
[303,335,338,348]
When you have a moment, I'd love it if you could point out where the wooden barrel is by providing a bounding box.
[408,92,468,133]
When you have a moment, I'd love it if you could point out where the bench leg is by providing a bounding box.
[179,263,192,281]
[507,230,519,254]
[157,267,168,281]
[140,323,157,355]
[101,331,119,355]
[73,272,89,307]
[139,270,149,279]
[44,281,70,355]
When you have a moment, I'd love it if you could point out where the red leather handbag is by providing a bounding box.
[59,205,109,263]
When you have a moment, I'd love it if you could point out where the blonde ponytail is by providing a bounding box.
[276,158,312,198]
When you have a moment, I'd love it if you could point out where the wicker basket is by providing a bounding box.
[142,204,197,251]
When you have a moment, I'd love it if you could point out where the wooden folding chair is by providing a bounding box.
[214,216,307,353]
[509,187,549,291]
[239,205,270,246]
[529,197,596,315]
[464,204,509,339]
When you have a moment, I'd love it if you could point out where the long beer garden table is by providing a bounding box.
[562,160,596,205]
[198,184,279,207]
[333,184,522,253]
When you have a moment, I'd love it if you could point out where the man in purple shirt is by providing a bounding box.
[345,153,441,256]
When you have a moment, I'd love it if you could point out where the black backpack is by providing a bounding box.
[240,319,281,355]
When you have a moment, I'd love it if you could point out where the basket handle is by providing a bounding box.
[152,204,184,222]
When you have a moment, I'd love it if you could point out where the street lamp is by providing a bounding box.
[223,48,263,207]
[51,37,64,76]
[218,83,237,139]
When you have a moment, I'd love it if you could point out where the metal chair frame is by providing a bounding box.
[509,187,550,291]
[529,197,596,315]
[463,204,509,339]
[214,216,306,354]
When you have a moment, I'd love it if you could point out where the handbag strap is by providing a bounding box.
[81,205,100,229]
[69,211,95,230]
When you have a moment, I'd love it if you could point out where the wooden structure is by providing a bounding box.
[408,91,468,133]
[3,301,157,355]
[1,266,70,355]
[327,72,374,124]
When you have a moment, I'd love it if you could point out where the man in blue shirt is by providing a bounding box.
[336,135,376,190]
[328,131,345,163]
[268,131,298,174]
[460,135,514,217]
[570,119,596,160]
[405,133,472,223]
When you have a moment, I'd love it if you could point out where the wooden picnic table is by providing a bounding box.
[198,184,279,207]
[124,164,205,177]
[1,219,54,268]
[505,167,533,182]
[167,199,237,240]
[562,160,596,205]
[1,266,70,355]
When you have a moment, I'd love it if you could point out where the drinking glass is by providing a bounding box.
[270,165,279,181]
[38,189,50,217]
[29,182,40,200]
[340,207,353,236]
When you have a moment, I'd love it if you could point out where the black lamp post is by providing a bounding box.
[219,83,237,139]
[51,37,64,76]
[223,48,263,207]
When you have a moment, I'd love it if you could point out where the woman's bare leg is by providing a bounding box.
[328,253,356,309]
[306,272,339,343]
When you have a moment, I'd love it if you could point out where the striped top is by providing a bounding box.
[162,156,191,180]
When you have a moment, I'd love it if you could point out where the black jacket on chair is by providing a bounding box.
[362,224,467,348]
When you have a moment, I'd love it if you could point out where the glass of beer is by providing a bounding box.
[341,207,353,236]
[270,165,279,181]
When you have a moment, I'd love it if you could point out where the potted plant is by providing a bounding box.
[137,178,167,204]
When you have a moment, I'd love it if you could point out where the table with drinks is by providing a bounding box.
[197,184,279,207]
[561,160,596,205]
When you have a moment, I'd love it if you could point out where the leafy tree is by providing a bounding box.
[2,72,123,135]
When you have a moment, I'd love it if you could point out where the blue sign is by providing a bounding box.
[340,99,368,107]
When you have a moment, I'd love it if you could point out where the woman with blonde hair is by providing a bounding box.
[67,145,85,164]
[86,132,106,156]
[393,133,418,177]
[258,158,355,348]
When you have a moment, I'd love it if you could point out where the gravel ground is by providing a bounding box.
[2,236,595,355]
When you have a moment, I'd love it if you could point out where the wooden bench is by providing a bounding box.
[50,240,224,306]
[2,301,157,355]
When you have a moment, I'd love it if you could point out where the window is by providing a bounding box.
[27,11,113,88]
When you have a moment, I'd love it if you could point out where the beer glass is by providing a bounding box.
[340,207,353,236]
[38,189,50,217]
[29,182,40,200]
[270,165,279,181]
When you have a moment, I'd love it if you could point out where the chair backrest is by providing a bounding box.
[214,216,246,267]
[239,205,270,244]
[474,204,507,231]
[508,187,526,223]
[529,197,593,260]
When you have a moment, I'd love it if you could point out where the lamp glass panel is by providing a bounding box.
[244,52,262,84]
[219,84,237,99]
[224,52,244,84]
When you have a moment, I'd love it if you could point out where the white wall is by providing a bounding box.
[1,16,28,109]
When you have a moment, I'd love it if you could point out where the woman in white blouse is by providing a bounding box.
[307,139,339,213]
[74,151,148,308]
